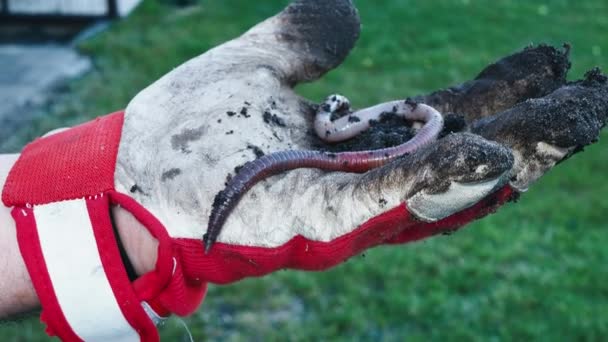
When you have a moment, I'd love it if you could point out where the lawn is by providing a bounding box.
[1,0,607,340]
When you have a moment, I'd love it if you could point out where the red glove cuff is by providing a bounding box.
[2,112,205,341]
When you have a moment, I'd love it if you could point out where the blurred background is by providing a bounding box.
[1,0,607,340]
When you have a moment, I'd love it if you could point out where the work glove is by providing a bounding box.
[3,0,606,340]
[113,0,607,313]
[110,0,607,282]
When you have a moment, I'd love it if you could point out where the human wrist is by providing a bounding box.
[112,205,159,277]
[0,208,39,318]
[0,154,40,318]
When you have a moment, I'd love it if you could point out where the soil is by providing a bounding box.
[412,44,571,122]
[316,44,575,153]
[440,113,467,138]
[303,46,607,202]
[263,111,286,127]
[282,0,360,80]
[315,112,412,152]
[472,67,608,156]
[247,144,266,158]
[240,107,251,118]
[315,111,467,153]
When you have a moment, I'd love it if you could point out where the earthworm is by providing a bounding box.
[204,97,444,253]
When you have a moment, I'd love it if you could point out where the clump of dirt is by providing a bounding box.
[263,111,286,127]
[439,113,467,138]
[130,184,143,194]
[328,105,351,121]
[319,112,415,152]
[247,144,265,158]
[240,107,251,118]
[378,198,387,207]
[577,67,608,89]
[227,102,252,119]
[315,111,467,153]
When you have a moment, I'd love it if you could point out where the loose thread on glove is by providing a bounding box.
[174,316,194,342]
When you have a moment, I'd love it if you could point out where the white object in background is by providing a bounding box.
[117,0,142,16]
[7,0,143,17]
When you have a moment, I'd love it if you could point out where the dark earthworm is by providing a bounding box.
[204,98,444,253]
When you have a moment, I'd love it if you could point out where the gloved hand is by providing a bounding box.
[112,0,606,305]
[3,0,607,340]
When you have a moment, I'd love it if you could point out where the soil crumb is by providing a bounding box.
[440,113,467,138]
[247,144,265,158]
[240,107,251,118]
[263,111,286,127]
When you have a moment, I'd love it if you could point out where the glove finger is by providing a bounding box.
[412,44,570,122]
[471,69,608,191]
[253,0,361,85]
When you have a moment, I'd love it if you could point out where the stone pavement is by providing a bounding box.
[0,44,91,148]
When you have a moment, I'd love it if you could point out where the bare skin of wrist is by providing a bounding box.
[0,153,158,319]
[0,154,39,319]
[112,206,159,276]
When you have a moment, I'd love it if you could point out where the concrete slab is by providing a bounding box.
[0,44,91,145]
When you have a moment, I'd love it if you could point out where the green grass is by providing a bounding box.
[1,0,608,340]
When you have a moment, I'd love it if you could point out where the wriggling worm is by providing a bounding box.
[204,96,444,253]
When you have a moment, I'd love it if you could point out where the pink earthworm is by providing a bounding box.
[204,99,444,253]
